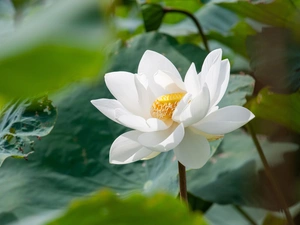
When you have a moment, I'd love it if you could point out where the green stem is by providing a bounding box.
[178,161,188,204]
[233,205,257,225]
[247,123,295,225]
[163,7,210,52]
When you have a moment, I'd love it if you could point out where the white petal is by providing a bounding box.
[116,112,172,132]
[178,85,210,127]
[210,59,230,107]
[104,72,141,116]
[201,49,222,78]
[174,128,210,169]
[193,106,255,134]
[172,93,192,122]
[142,151,161,160]
[138,123,185,152]
[138,50,182,84]
[110,131,153,164]
[154,70,185,94]
[90,99,129,124]
[184,63,201,97]
[134,74,154,118]
[204,59,221,103]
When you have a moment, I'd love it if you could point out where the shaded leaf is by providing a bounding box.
[219,0,300,34]
[161,4,238,37]
[188,193,213,213]
[246,28,300,93]
[143,0,202,24]
[141,3,164,32]
[218,74,255,108]
[205,204,266,225]
[207,21,256,58]
[0,212,18,225]
[187,129,298,209]
[247,87,300,133]
[0,97,57,166]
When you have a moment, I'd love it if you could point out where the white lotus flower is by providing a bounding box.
[91,49,254,169]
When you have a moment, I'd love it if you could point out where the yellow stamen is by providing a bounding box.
[150,93,185,120]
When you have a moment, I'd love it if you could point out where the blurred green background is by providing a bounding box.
[0,0,299,224]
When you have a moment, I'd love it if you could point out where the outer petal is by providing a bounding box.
[110,131,153,164]
[138,50,181,82]
[142,151,161,160]
[104,72,141,116]
[201,49,222,78]
[116,112,172,132]
[193,106,255,135]
[134,74,155,118]
[184,63,201,97]
[210,59,230,107]
[153,70,185,95]
[203,59,221,104]
[172,93,192,122]
[178,85,210,127]
[138,123,185,152]
[173,128,210,169]
[90,99,129,124]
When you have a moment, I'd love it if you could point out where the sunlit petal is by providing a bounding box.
[104,71,141,116]
[110,131,153,164]
[138,123,184,152]
[193,106,255,134]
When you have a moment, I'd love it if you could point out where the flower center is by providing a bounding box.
[150,93,185,120]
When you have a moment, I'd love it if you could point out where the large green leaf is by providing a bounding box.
[45,190,208,225]
[207,21,256,58]
[142,0,202,24]
[161,4,238,37]
[0,32,256,221]
[247,87,300,133]
[205,204,266,225]
[0,0,112,107]
[0,97,57,167]
[141,4,164,32]
[218,74,254,108]
[187,129,298,209]
[246,28,300,93]
[219,0,300,33]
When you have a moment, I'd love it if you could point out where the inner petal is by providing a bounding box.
[150,92,185,120]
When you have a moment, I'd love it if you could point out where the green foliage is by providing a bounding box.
[0,212,18,225]
[207,21,256,58]
[46,190,208,225]
[0,97,57,167]
[205,204,266,225]
[187,129,298,209]
[0,32,256,220]
[247,88,300,133]
[219,0,300,34]
[218,74,255,108]
[141,4,164,32]
[143,0,202,24]
[246,28,300,93]
[0,0,112,107]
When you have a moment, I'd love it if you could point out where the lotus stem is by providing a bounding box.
[178,161,188,204]
[247,123,295,225]
[163,7,210,52]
